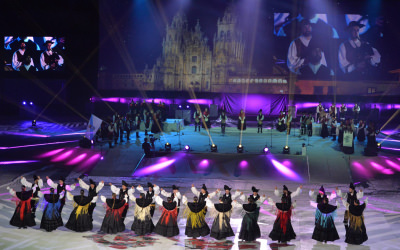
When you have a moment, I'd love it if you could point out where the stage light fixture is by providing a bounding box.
[22,101,26,105]
[178,105,182,108]
[184,145,190,152]
[283,145,290,154]
[377,143,381,151]
[32,120,36,127]
[30,102,33,105]
[237,144,244,153]
[100,156,104,160]
[211,144,218,152]
[165,142,171,151]
[186,105,189,109]
[263,147,269,154]
[91,140,94,145]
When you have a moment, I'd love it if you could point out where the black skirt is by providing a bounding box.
[269,211,296,242]
[237,121,247,131]
[185,217,210,238]
[345,219,368,245]
[239,212,261,241]
[210,213,235,240]
[40,204,63,232]
[131,216,154,235]
[65,207,93,232]
[151,122,161,134]
[9,200,36,228]
[100,208,126,234]
[312,216,339,242]
[154,210,179,237]
[321,124,329,138]
[357,128,365,142]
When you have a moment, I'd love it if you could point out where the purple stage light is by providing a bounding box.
[133,159,176,176]
[100,156,104,160]
[84,154,101,165]
[91,140,94,144]
[66,153,87,165]
[381,147,400,151]
[39,148,65,158]
[54,132,86,136]
[22,101,26,105]
[187,99,212,105]
[263,147,269,153]
[0,160,38,165]
[352,162,371,178]
[370,162,394,175]
[0,140,79,150]
[199,159,209,168]
[186,105,189,109]
[51,150,74,162]
[178,105,182,108]
[239,160,248,168]
[184,145,190,151]
[2,131,50,138]
[30,102,33,105]
[385,159,400,171]
[270,159,302,181]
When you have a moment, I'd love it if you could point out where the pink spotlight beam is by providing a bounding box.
[0,140,79,150]
[51,150,74,162]
[0,160,39,165]
[133,159,176,176]
[38,148,65,158]
[66,153,87,165]
[270,159,302,181]
[2,132,50,138]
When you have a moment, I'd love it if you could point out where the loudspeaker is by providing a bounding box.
[210,104,218,118]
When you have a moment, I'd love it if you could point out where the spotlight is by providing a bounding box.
[29,102,33,105]
[237,144,244,153]
[283,145,290,154]
[100,156,104,160]
[22,101,26,105]
[186,105,189,109]
[263,147,269,154]
[211,144,218,152]
[165,142,171,151]
[184,145,190,152]
[91,140,94,145]
[377,143,381,151]
[178,105,182,108]
[32,120,36,127]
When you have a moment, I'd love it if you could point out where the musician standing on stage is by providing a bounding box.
[316,102,324,123]
[352,104,361,124]
[338,21,380,79]
[329,103,337,118]
[340,103,347,121]
[107,121,114,148]
[277,111,286,132]
[238,109,246,131]
[40,40,63,71]
[306,113,314,136]
[220,110,227,135]
[193,108,202,132]
[331,114,338,141]
[135,113,141,138]
[203,108,211,129]
[257,109,264,133]
[144,111,151,136]
[300,113,307,135]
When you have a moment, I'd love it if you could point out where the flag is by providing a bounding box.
[85,114,103,140]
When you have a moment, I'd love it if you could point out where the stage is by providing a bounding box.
[0,120,400,249]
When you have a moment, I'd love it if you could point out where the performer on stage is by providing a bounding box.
[40,40,63,70]
[141,100,148,120]
[46,176,75,214]
[154,195,179,237]
[306,113,314,136]
[340,103,347,121]
[239,186,263,220]
[12,40,34,71]
[203,108,211,129]
[193,108,202,132]
[277,111,286,132]
[40,188,63,232]
[65,190,93,232]
[329,103,337,118]
[136,182,160,217]
[268,195,297,243]
[300,113,307,135]
[161,185,182,213]
[357,120,366,142]
[144,111,151,136]
[191,183,219,204]
[257,109,264,133]
[206,197,235,240]
[135,113,141,138]
[320,111,329,138]
[309,186,328,204]
[128,191,155,235]
[274,185,302,207]
[353,104,361,124]
[331,114,337,141]
[312,197,340,243]
[220,110,227,135]
[337,183,364,231]
[77,178,104,221]
[125,115,132,141]
[108,121,114,148]
[286,111,293,135]
[100,193,127,234]
[110,180,134,222]
[113,117,120,144]
[182,195,210,238]
[118,117,125,143]
[343,198,369,245]
[221,185,241,204]
[21,175,43,218]
[238,109,246,131]
[7,186,36,229]
[316,102,324,123]
[151,110,162,135]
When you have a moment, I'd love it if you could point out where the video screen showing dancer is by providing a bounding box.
[3,36,65,72]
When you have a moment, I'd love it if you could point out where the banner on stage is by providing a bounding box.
[86,114,103,140]
[343,131,353,147]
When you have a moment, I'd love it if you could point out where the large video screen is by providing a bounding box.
[3,36,65,72]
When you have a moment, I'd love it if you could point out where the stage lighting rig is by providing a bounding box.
[211,144,218,152]
[377,143,381,151]
[184,145,190,152]
[283,145,290,154]
[165,142,172,152]
[22,101,27,105]
[237,144,244,153]
[32,120,36,127]
[263,147,269,154]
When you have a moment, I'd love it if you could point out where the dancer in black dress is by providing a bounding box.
[312,197,340,243]
[136,182,160,217]
[154,195,179,237]
[129,192,155,235]
[206,197,235,240]
[21,175,43,218]
[343,198,369,245]
[40,188,64,232]
[357,120,366,142]
[65,190,93,232]
[182,195,210,238]
[100,193,127,234]
[7,186,36,229]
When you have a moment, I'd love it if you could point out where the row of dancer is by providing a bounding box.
[8,177,368,245]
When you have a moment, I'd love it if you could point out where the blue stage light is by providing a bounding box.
[22,101,26,105]
[30,102,33,105]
